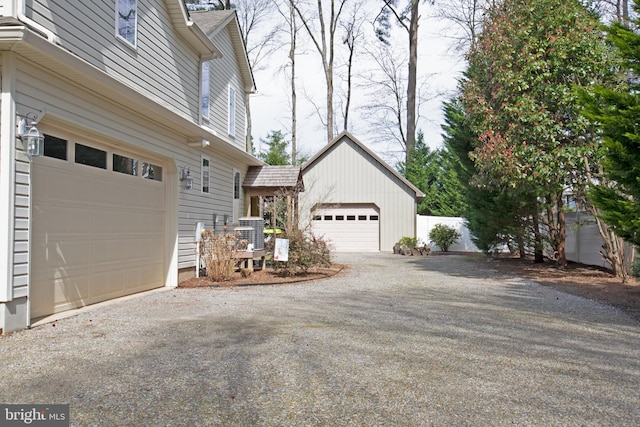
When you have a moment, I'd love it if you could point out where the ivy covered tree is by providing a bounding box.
[462,0,619,266]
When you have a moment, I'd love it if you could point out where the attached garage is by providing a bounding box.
[30,136,166,319]
[311,204,380,252]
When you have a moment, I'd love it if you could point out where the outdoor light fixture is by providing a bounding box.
[188,138,210,148]
[180,166,194,190]
[17,112,45,158]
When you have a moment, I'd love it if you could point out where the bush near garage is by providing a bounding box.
[429,223,461,252]
[266,229,332,277]
[200,229,239,282]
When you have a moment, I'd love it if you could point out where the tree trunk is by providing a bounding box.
[555,191,567,267]
[532,212,544,263]
[289,3,298,165]
[406,0,419,163]
[582,157,629,282]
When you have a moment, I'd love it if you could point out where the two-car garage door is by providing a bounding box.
[30,135,166,319]
[311,204,379,252]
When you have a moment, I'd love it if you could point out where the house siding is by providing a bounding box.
[27,0,201,121]
[13,57,247,287]
[301,137,417,252]
[208,26,246,149]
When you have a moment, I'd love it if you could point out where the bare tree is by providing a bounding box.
[431,0,491,54]
[588,0,631,23]
[339,0,366,131]
[291,0,350,143]
[274,0,301,164]
[361,45,408,155]
[374,0,421,163]
[232,0,281,153]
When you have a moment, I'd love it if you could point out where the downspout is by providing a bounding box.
[16,0,59,44]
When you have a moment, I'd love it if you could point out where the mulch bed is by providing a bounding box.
[178,264,347,288]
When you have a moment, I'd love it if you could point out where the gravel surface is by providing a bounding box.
[1,252,639,426]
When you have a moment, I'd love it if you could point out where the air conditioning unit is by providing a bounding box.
[239,217,264,250]
[234,226,255,250]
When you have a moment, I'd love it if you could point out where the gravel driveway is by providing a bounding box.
[1,252,639,426]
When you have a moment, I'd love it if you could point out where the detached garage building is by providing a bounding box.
[301,132,424,252]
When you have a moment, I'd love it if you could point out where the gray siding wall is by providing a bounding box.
[207,26,246,149]
[14,59,247,288]
[27,0,201,121]
[301,138,417,251]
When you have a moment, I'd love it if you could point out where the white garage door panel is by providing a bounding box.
[312,205,379,252]
[31,154,166,319]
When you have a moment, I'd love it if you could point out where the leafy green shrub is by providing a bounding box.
[428,223,461,252]
[399,236,418,248]
[266,229,332,276]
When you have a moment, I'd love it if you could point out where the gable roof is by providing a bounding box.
[164,0,221,59]
[243,166,304,195]
[190,10,256,93]
[302,131,425,199]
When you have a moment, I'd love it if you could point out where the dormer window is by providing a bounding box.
[116,0,137,47]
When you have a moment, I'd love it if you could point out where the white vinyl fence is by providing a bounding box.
[418,213,631,271]
[416,216,480,252]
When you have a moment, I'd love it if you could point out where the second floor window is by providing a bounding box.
[117,0,137,47]
[201,62,210,120]
[228,85,236,136]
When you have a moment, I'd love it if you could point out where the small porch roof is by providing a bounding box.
[243,166,304,196]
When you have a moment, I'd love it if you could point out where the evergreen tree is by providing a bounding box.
[580,0,640,246]
[462,0,618,265]
[397,131,466,216]
[258,130,291,165]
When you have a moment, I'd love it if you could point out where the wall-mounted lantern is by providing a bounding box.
[180,166,194,190]
[17,112,45,158]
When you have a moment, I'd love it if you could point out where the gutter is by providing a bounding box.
[16,0,59,44]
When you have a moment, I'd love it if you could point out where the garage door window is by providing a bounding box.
[75,143,106,169]
[142,162,163,181]
[113,154,138,176]
[370,215,379,221]
[43,135,67,160]
[347,215,356,221]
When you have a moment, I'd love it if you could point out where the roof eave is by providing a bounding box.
[2,26,261,166]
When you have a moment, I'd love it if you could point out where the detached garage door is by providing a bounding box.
[311,204,379,252]
[30,136,166,319]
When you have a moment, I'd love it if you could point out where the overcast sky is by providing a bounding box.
[249,6,467,167]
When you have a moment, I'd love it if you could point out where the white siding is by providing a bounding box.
[28,0,201,120]
[301,136,417,252]
[208,26,246,149]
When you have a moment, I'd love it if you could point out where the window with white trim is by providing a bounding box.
[228,85,236,136]
[234,171,241,200]
[201,62,210,120]
[202,156,210,194]
[116,0,137,47]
